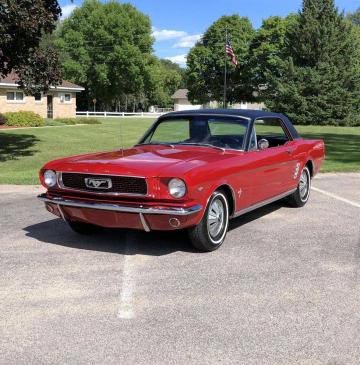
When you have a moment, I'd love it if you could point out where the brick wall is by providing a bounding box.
[0,88,77,118]
[0,89,47,117]
[53,92,76,118]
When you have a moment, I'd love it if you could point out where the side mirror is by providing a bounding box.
[258,138,269,151]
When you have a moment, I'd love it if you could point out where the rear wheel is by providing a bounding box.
[188,191,229,252]
[68,221,101,235]
[287,166,311,207]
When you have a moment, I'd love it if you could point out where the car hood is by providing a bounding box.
[45,145,241,177]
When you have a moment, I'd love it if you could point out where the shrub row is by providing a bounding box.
[53,117,101,125]
[0,112,101,127]
[0,113,6,125]
[2,111,45,127]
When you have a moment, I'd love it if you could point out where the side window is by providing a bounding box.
[253,118,290,149]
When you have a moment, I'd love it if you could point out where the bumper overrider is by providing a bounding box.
[38,194,203,231]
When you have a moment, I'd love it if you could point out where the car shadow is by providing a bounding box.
[228,201,283,231]
[24,201,285,256]
[23,219,197,256]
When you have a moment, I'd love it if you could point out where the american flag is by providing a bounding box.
[226,38,238,66]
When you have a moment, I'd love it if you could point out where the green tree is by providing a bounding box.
[145,59,183,107]
[265,0,360,126]
[186,15,255,105]
[347,7,360,26]
[247,14,298,99]
[0,0,62,93]
[55,0,153,110]
[347,8,360,76]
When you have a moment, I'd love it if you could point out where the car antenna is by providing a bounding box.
[119,116,124,157]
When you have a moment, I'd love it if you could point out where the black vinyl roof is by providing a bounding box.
[164,109,285,120]
[161,108,300,139]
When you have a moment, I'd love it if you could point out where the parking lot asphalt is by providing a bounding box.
[0,173,359,365]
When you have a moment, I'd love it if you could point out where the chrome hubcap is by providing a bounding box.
[299,170,309,199]
[207,198,225,238]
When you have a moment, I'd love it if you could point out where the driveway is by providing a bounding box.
[1,173,359,364]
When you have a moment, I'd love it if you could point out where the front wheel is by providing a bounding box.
[287,166,311,207]
[188,191,229,252]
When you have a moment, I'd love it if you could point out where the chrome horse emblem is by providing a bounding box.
[85,177,112,189]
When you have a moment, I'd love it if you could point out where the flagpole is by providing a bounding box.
[223,29,227,109]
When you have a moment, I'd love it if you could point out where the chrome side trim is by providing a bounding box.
[57,172,148,197]
[139,213,150,232]
[232,188,297,218]
[38,194,202,216]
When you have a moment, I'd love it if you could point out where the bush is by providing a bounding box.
[4,111,45,127]
[0,113,7,125]
[53,117,101,125]
[53,118,76,125]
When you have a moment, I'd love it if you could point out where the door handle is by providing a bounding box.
[286,148,294,154]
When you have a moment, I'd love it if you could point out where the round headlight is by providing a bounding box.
[168,178,186,198]
[44,170,57,187]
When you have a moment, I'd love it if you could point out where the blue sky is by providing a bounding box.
[60,0,359,66]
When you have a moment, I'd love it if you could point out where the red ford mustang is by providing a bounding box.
[38,109,325,251]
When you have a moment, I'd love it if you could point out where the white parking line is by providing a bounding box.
[312,186,360,208]
[117,234,135,319]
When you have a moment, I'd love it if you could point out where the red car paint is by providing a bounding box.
[38,110,325,232]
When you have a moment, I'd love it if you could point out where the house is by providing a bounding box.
[0,71,84,118]
[171,88,264,111]
[171,89,202,111]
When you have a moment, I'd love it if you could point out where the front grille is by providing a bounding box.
[60,173,147,195]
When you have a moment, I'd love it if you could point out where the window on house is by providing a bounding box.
[34,93,42,101]
[6,91,24,101]
[60,93,71,102]
[6,92,14,101]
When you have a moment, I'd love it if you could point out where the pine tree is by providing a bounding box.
[264,0,360,126]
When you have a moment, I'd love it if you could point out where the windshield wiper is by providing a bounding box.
[178,142,225,152]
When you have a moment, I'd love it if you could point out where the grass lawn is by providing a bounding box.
[0,118,359,184]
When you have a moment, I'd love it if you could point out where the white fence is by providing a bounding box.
[76,111,167,118]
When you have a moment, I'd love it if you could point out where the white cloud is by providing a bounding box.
[152,27,187,41]
[61,4,77,19]
[173,34,202,48]
[165,54,187,67]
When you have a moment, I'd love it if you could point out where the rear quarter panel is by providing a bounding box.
[294,138,325,176]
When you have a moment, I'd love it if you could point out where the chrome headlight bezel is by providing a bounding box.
[168,178,186,199]
[44,170,57,187]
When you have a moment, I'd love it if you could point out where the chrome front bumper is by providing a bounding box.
[37,194,202,216]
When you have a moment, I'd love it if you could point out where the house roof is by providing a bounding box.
[171,89,189,99]
[0,71,85,91]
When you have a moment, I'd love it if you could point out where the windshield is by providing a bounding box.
[139,116,249,150]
